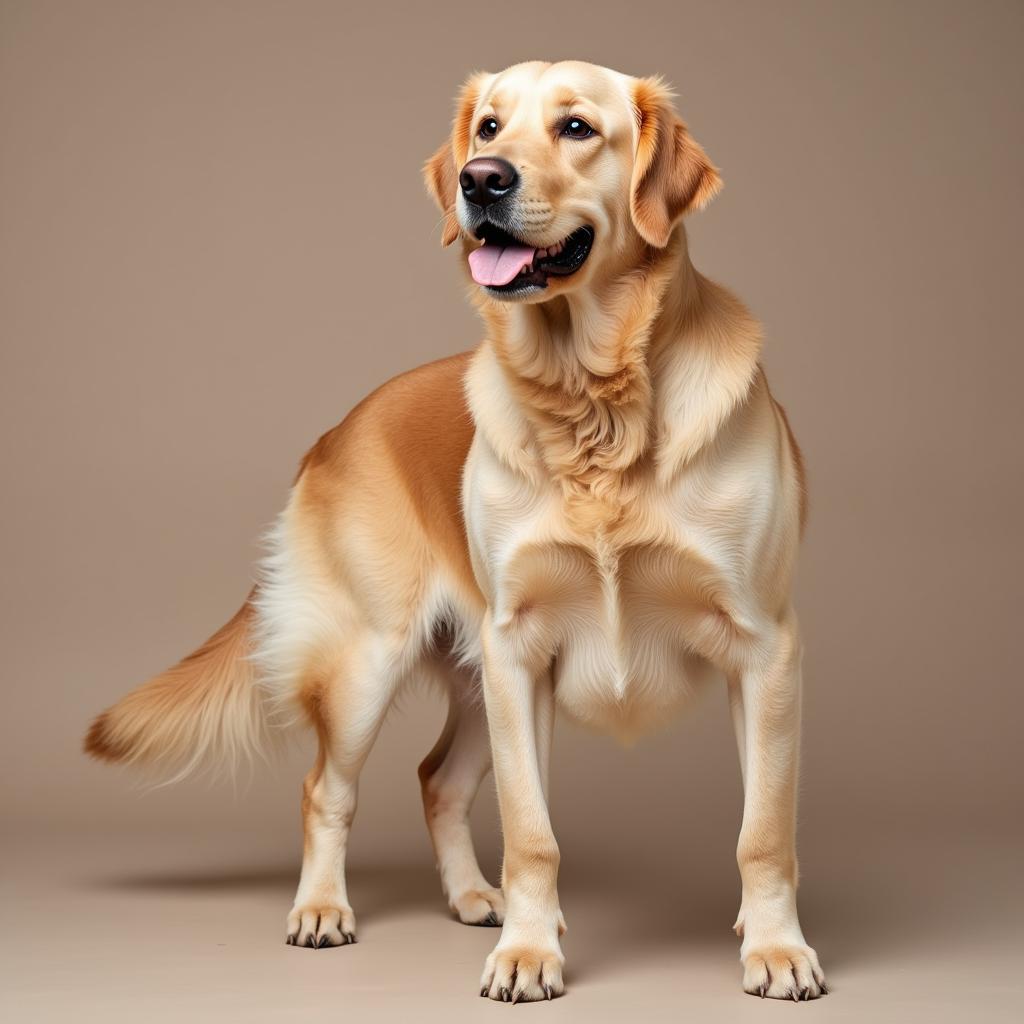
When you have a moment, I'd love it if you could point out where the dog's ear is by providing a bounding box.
[629,77,722,248]
[424,73,488,247]
[424,140,461,247]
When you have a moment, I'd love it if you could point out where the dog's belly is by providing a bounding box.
[553,621,715,740]
[505,540,728,740]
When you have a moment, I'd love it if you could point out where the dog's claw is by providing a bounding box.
[481,987,489,998]
[342,931,356,944]
[544,983,554,1000]
[500,986,511,1002]
[304,934,316,948]
[820,982,829,995]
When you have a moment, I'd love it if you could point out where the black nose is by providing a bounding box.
[459,157,518,209]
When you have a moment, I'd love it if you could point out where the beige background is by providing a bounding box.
[2,1,1022,1021]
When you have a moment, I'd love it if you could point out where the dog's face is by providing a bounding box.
[425,61,721,303]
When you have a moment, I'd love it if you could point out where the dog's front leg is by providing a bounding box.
[731,611,828,1000]
[479,611,564,1002]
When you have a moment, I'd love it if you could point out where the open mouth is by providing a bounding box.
[468,224,594,292]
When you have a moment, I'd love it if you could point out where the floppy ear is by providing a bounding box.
[423,73,488,247]
[629,77,722,248]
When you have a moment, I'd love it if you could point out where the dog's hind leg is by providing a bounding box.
[285,638,398,949]
[419,666,503,926]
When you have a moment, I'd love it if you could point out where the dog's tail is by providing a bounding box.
[84,591,266,781]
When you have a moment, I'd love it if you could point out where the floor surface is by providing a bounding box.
[3,823,1020,1022]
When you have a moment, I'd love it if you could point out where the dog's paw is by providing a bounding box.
[480,941,565,1002]
[450,886,504,927]
[285,904,357,949]
[742,944,827,1000]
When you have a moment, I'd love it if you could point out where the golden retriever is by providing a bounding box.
[85,60,826,1003]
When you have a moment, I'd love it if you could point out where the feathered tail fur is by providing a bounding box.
[84,592,267,781]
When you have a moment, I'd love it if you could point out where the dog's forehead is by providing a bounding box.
[484,61,634,123]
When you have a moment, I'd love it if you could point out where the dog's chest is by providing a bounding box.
[493,499,736,739]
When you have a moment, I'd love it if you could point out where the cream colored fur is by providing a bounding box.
[85,60,824,1003]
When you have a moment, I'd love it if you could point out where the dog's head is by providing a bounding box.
[425,61,721,303]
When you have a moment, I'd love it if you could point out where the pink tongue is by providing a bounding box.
[468,242,537,286]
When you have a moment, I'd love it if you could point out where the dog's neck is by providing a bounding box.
[474,229,762,510]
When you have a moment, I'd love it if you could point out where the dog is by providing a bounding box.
[85,60,826,1003]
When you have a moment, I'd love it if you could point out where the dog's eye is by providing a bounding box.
[478,117,500,140]
[562,117,595,139]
